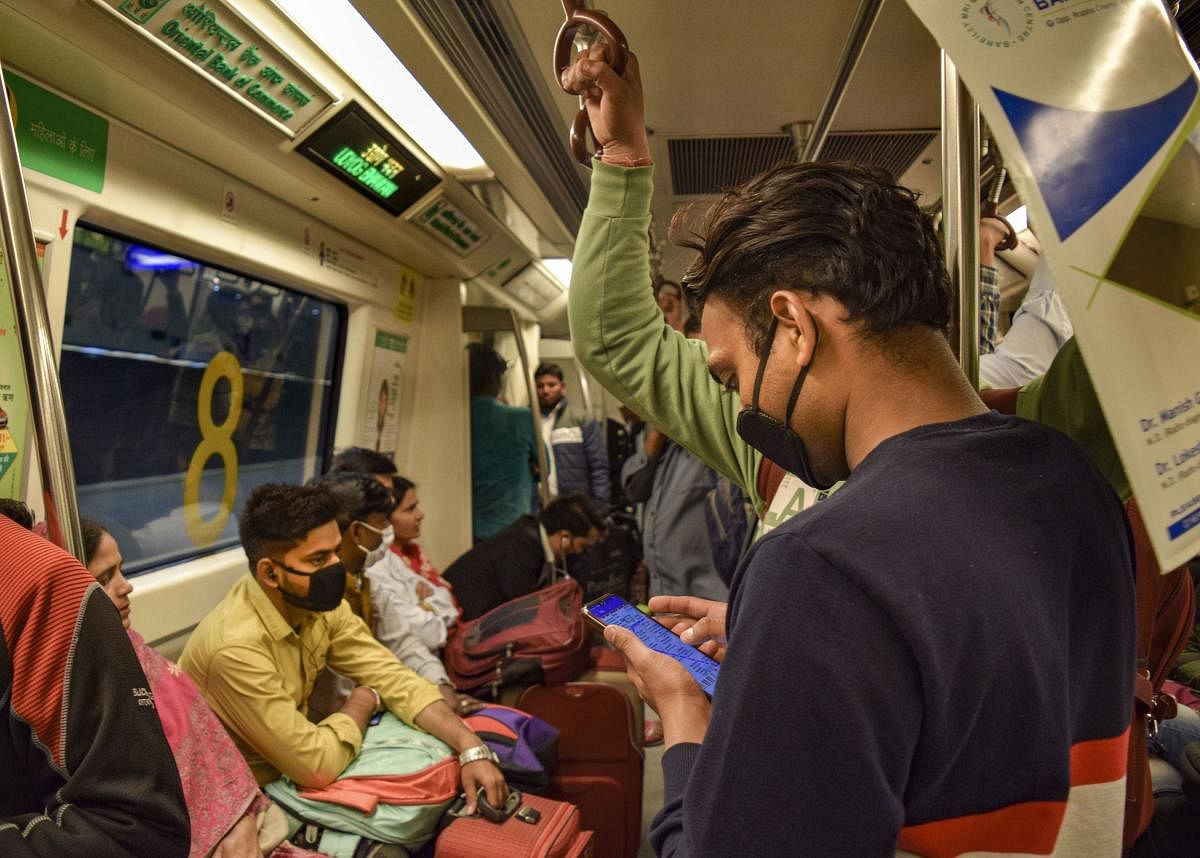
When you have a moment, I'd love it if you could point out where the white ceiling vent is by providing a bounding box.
[668,130,938,196]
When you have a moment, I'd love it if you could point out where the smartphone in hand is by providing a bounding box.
[583,593,720,696]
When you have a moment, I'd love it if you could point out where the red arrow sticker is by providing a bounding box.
[58,209,68,240]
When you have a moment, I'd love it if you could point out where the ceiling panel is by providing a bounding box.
[508,0,940,142]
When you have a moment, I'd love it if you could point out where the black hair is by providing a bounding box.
[564,493,606,533]
[534,363,564,382]
[312,472,396,531]
[540,495,595,537]
[239,483,342,570]
[391,476,416,504]
[80,518,109,565]
[675,161,952,357]
[0,499,34,530]
[682,314,702,337]
[330,446,398,477]
[468,342,508,396]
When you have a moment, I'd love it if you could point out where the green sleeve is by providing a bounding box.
[1170,625,1200,691]
[1016,337,1131,501]
[568,162,764,509]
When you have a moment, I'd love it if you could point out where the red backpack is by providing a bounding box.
[444,578,591,698]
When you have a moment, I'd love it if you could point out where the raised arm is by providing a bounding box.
[565,51,764,508]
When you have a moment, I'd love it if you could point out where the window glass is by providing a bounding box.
[62,224,343,574]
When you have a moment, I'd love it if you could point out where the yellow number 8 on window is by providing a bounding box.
[184,351,243,545]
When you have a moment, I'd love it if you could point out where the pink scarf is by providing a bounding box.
[129,630,264,857]
[130,631,329,858]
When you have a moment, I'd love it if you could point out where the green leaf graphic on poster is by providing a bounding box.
[0,431,17,482]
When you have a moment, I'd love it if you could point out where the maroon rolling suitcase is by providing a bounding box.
[432,792,593,857]
[516,683,644,858]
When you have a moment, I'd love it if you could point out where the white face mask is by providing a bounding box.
[356,522,394,568]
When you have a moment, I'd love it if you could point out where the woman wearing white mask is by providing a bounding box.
[302,471,399,722]
[311,471,396,623]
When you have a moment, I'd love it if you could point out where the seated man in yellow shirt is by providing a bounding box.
[180,483,505,816]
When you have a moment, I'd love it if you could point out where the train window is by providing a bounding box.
[61,225,344,574]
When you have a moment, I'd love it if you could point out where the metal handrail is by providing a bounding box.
[940,52,981,389]
[798,0,885,162]
[0,55,85,558]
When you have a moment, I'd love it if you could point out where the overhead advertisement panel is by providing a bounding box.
[300,103,441,217]
[88,0,336,136]
[906,0,1200,570]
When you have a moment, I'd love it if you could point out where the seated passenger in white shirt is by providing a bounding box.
[366,477,477,714]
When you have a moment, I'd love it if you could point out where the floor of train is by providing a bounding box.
[639,713,665,857]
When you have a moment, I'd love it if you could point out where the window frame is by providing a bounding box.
[63,220,349,576]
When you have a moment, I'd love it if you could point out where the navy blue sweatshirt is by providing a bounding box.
[649,412,1135,857]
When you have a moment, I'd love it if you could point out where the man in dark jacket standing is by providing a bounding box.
[535,363,609,513]
[0,516,189,857]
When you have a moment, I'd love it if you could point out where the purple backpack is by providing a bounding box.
[463,705,559,791]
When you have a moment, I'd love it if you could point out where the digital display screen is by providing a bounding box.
[300,103,440,216]
[586,595,721,696]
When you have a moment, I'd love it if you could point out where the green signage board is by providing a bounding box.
[3,71,108,193]
[91,0,335,136]
[413,197,487,256]
[374,330,409,353]
[301,103,440,217]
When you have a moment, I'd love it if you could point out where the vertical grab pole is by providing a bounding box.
[508,310,551,508]
[0,56,84,558]
[940,52,981,389]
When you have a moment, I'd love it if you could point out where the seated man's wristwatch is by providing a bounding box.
[458,744,500,767]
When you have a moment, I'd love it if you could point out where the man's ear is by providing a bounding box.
[769,290,819,368]
[256,557,279,589]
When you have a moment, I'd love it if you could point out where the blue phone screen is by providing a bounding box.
[588,595,720,696]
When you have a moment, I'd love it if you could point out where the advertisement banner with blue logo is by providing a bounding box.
[906,0,1200,571]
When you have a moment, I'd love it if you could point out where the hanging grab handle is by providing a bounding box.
[554,1,629,166]
[981,164,1019,252]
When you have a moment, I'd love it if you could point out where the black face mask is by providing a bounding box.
[273,559,346,613]
[735,317,834,491]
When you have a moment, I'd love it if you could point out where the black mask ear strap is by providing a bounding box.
[750,317,780,411]
[783,320,819,424]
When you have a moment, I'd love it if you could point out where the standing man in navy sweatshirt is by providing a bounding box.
[563,49,1136,856]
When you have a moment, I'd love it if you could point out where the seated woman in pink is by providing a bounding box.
[82,520,325,858]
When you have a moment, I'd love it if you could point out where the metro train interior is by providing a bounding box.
[2,0,1200,856]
